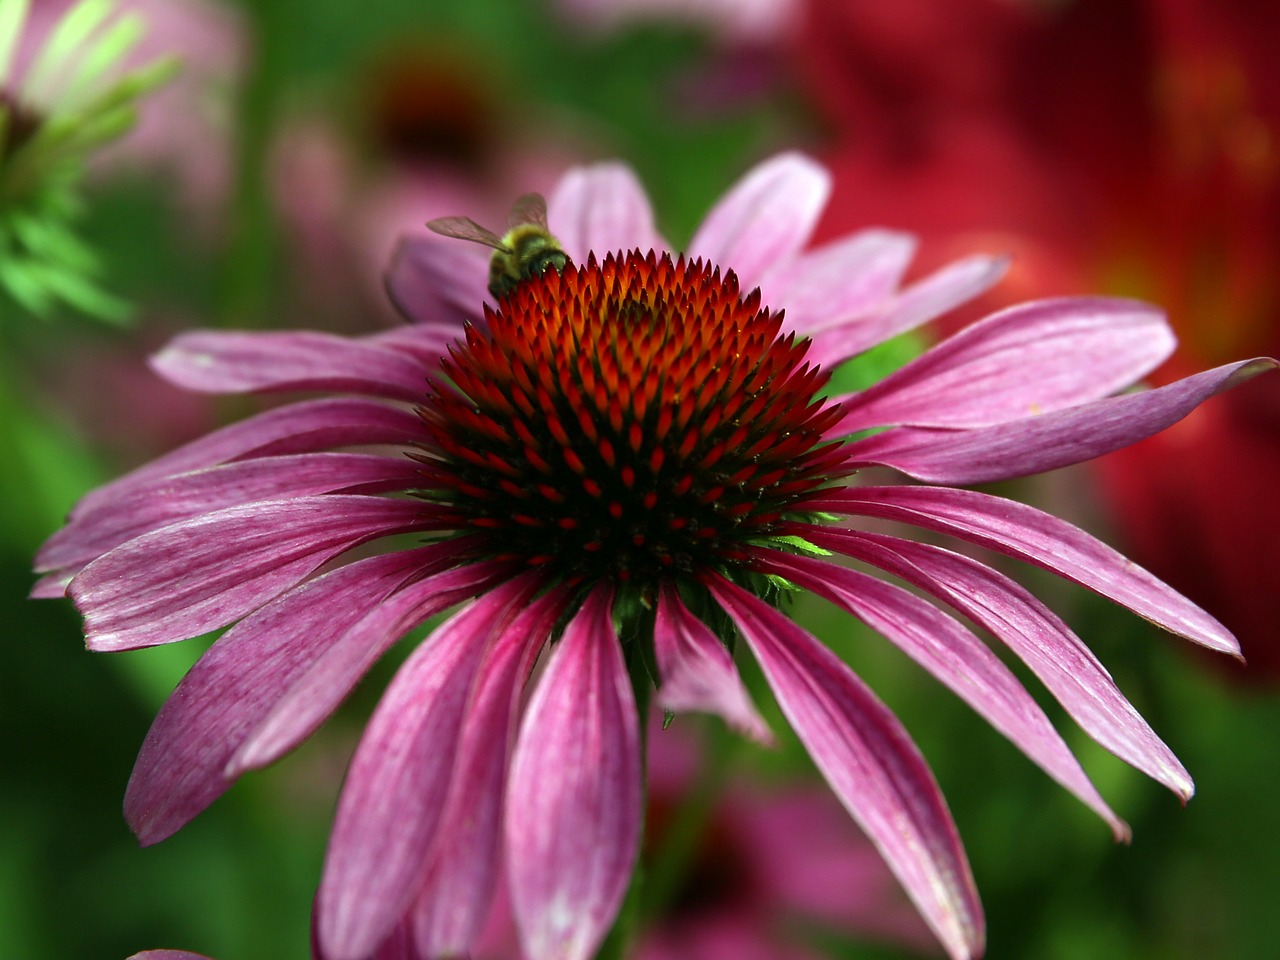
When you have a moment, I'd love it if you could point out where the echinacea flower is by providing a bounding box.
[1,0,175,320]
[36,153,1276,960]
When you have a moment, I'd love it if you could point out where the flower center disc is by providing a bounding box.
[417,250,847,587]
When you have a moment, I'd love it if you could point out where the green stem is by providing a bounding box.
[639,721,737,924]
[217,0,289,329]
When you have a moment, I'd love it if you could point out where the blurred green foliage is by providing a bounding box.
[1,0,176,322]
[3,1,1279,959]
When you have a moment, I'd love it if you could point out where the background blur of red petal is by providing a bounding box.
[794,0,1280,678]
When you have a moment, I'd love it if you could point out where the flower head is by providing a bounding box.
[420,249,846,588]
[36,153,1276,960]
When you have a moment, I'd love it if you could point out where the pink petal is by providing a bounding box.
[124,544,471,845]
[316,576,540,960]
[653,582,771,743]
[384,235,491,326]
[810,255,1008,368]
[845,358,1278,482]
[506,584,642,960]
[547,162,665,260]
[832,298,1176,433]
[413,588,572,958]
[150,330,431,402]
[68,398,424,520]
[228,554,512,775]
[805,485,1239,655]
[705,575,983,960]
[365,323,461,367]
[756,550,1126,839]
[38,453,425,574]
[350,920,418,960]
[806,527,1194,800]
[757,228,917,336]
[29,573,71,599]
[127,953,214,960]
[688,152,830,289]
[70,496,439,651]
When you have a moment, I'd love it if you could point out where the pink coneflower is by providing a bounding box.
[36,153,1275,960]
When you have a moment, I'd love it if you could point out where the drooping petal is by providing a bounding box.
[757,228,917,336]
[548,162,665,261]
[705,575,983,960]
[806,527,1194,799]
[810,254,1008,367]
[412,588,571,958]
[228,554,512,775]
[38,453,425,574]
[124,545,478,845]
[150,330,431,402]
[66,398,424,520]
[805,485,1239,655]
[755,550,1126,838]
[70,496,441,651]
[316,576,539,960]
[688,152,830,290]
[845,358,1279,482]
[832,298,1176,433]
[506,584,642,960]
[653,582,771,743]
[384,234,491,327]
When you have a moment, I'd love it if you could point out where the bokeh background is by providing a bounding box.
[3,0,1279,958]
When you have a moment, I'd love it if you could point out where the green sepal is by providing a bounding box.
[760,532,831,557]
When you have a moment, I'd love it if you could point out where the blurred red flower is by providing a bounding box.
[795,0,1280,676]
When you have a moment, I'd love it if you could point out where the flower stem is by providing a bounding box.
[640,721,737,923]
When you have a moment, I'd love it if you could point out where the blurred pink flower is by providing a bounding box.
[550,0,801,116]
[36,153,1272,960]
[270,46,579,328]
[553,0,800,46]
[637,725,938,960]
[16,0,244,217]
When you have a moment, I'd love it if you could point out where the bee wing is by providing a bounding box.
[508,193,549,229]
[426,216,509,251]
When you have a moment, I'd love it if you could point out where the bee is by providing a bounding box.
[427,193,571,301]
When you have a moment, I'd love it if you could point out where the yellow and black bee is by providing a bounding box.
[427,193,571,301]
